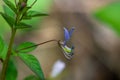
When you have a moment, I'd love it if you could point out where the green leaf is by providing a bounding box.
[3,5,15,18]
[24,75,39,80]
[16,42,37,53]
[18,53,45,80]
[0,36,4,54]
[0,44,8,60]
[27,11,48,17]
[16,22,32,29]
[22,16,31,20]
[0,36,8,60]
[21,7,31,15]
[3,0,17,13]
[6,58,18,80]
[93,2,120,35]
[23,11,48,20]
[0,12,15,28]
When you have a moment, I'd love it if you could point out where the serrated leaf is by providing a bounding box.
[93,2,120,35]
[3,0,16,13]
[0,36,8,60]
[16,22,32,29]
[16,42,36,53]
[24,75,39,80]
[19,53,45,80]
[6,58,18,80]
[27,11,48,17]
[0,12,15,28]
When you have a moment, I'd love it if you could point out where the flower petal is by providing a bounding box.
[64,27,70,41]
[60,44,74,60]
[69,27,75,37]
[63,45,71,53]
[50,60,66,78]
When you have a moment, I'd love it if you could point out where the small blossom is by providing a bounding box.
[59,27,75,60]
[21,2,27,8]
[50,60,66,78]
[63,27,75,46]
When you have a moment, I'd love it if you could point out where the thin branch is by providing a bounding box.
[17,39,59,52]
[30,0,37,7]
[15,0,17,7]
[0,29,17,80]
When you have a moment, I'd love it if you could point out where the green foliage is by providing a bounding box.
[0,36,4,53]
[0,36,8,60]
[0,12,15,28]
[3,0,17,13]
[23,0,51,27]
[23,11,48,20]
[93,2,120,35]
[19,7,31,17]
[16,42,36,53]
[0,44,8,60]
[0,7,11,35]
[24,75,39,80]
[3,5,15,17]
[1,0,49,30]
[0,0,51,79]
[18,53,45,80]
[6,58,18,80]
[16,22,32,29]
[0,0,50,35]
[27,11,48,17]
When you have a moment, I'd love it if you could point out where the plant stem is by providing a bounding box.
[0,29,16,80]
[30,0,37,7]
[17,39,59,52]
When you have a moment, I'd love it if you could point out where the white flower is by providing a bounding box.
[50,60,66,78]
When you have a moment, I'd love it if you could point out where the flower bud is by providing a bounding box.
[21,2,27,9]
